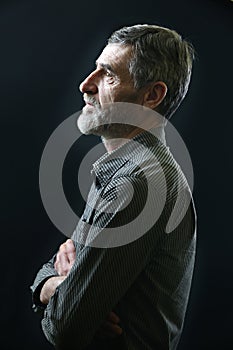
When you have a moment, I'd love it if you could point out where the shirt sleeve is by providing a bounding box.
[30,255,59,314]
[41,175,165,349]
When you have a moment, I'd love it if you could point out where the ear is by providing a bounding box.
[143,81,167,110]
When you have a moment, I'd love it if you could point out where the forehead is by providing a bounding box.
[96,44,132,69]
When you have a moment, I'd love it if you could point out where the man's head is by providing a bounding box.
[78,24,194,137]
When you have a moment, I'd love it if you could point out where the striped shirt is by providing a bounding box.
[30,127,196,349]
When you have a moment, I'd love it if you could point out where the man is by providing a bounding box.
[31,24,196,349]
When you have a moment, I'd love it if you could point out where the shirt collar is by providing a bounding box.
[91,126,166,188]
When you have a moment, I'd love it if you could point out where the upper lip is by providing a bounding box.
[84,98,94,106]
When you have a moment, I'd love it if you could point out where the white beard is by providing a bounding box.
[77,103,135,138]
[77,93,166,140]
[77,104,106,136]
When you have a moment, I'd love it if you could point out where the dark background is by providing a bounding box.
[1,0,233,349]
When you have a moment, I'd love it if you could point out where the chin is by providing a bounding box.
[77,123,91,135]
[77,113,92,134]
[77,119,103,136]
[77,110,107,136]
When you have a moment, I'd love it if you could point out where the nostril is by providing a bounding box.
[80,82,98,95]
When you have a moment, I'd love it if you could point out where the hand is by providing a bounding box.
[40,276,66,304]
[40,239,76,305]
[54,239,76,276]
[95,311,123,339]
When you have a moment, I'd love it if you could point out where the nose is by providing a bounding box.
[79,70,98,94]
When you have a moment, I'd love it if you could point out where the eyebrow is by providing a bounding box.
[96,61,115,74]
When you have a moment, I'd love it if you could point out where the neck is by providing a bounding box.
[102,127,143,153]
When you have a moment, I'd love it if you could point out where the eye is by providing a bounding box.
[104,70,116,84]
[105,70,113,77]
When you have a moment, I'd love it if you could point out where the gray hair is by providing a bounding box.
[108,24,195,119]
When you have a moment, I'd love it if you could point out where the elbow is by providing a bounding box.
[41,315,91,350]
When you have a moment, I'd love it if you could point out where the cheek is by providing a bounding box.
[99,84,120,104]
[113,88,139,103]
[98,80,139,105]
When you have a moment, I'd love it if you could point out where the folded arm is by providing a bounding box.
[40,176,159,349]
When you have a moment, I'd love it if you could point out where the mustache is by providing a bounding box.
[83,94,100,107]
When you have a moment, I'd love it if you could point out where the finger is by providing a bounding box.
[102,321,123,335]
[59,244,70,275]
[107,311,120,324]
[55,255,65,276]
[65,239,76,264]
[54,244,69,276]
[54,254,63,275]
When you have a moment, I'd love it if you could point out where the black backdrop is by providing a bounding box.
[1,0,233,349]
